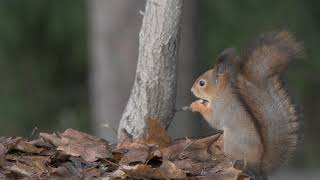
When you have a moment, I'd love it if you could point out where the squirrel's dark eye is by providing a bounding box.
[199,80,206,87]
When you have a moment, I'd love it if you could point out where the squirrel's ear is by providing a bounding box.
[216,48,236,74]
[217,61,230,75]
[217,48,236,64]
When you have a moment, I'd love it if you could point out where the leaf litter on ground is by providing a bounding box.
[0,119,251,179]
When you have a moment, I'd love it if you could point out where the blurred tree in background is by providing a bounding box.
[0,1,89,135]
[0,0,319,170]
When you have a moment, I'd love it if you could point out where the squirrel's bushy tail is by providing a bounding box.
[241,31,303,84]
[239,31,303,171]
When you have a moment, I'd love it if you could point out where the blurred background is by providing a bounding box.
[0,0,318,179]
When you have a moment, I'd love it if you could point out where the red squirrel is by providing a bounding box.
[190,31,303,173]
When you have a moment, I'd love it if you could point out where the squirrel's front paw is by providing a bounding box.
[190,100,209,112]
[190,100,212,120]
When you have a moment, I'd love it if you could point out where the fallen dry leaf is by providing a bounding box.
[57,129,112,162]
[160,138,193,160]
[81,167,101,178]
[39,132,61,147]
[1,137,43,154]
[174,158,214,176]
[117,139,150,165]
[0,170,5,179]
[146,118,172,148]
[117,129,132,147]
[2,161,36,177]
[29,137,54,149]
[121,160,186,179]
[202,167,251,180]
[160,137,193,160]
[50,165,76,178]
[17,156,48,172]
[184,134,223,162]
[0,143,7,156]
[14,140,44,154]
[0,143,7,166]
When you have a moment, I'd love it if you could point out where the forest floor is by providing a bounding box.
[0,119,250,179]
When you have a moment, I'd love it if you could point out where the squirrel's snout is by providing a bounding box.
[191,87,194,94]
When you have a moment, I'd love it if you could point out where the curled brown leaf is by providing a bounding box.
[57,129,112,162]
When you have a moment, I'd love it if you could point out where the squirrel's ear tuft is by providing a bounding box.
[217,60,228,75]
[216,48,237,74]
[217,48,236,64]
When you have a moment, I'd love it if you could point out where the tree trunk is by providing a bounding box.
[118,0,184,139]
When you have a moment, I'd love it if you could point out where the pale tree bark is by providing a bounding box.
[88,0,144,143]
[118,0,184,139]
